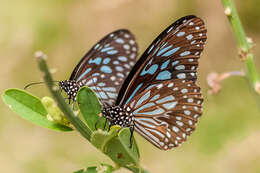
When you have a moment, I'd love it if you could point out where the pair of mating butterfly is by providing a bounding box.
[59,15,207,150]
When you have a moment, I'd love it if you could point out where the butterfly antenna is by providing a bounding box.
[24,81,60,90]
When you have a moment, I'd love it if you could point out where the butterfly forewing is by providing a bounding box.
[117,16,206,106]
[71,29,138,105]
[125,80,203,150]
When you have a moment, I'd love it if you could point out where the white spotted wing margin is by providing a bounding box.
[117,15,207,106]
[69,29,138,106]
[124,80,203,150]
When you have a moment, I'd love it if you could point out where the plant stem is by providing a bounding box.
[221,0,260,96]
[125,165,150,173]
[36,52,92,141]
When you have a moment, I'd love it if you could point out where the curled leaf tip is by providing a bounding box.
[52,85,59,91]
[224,7,231,16]
[254,82,260,95]
[34,51,47,60]
[246,37,253,44]
[50,68,57,74]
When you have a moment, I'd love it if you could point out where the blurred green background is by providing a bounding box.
[1,0,260,172]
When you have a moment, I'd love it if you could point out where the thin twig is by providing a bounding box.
[221,0,260,97]
[35,51,92,141]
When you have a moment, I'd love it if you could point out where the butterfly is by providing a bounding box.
[101,15,207,150]
[59,29,138,106]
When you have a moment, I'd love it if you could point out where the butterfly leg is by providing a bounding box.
[108,122,112,131]
[103,118,107,131]
[129,125,134,148]
[68,96,71,104]
[72,102,75,110]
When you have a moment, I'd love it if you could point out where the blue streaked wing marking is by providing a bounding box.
[162,47,180,57]
[76,68,92,82]
[125,83,143,104]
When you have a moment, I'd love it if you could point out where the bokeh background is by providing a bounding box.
[1,0,260,172]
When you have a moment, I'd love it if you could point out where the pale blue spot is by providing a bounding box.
[107,50,118,55]
[94,44,100,49]
[126,83,143,104]
[97,92,108,99]
[175,65,185,70]
[156,95,175,104]
[90,86,101,91]
[107,92,117,99]
[98,83,105,87]
[100,66,112,73]
[115,38,124,44]
[104,44,110,48]
[184,110,191,115]
[180,51,190,56]
[162,47,180,57]
[135,91,151,108]
[156,71,171,80]
[157,45,173,56]
[123,44,130,49]
[89,57,102,65]
[113,61,119,65]
[151,94,160,101]
[172,60,179,66]
[117,73,124,78]
[103,58,111,64]
[92,73,100,76]
[186,34,193,40]
[118,56,127,62]
[162,102,178,109]
[101,47,114,52]
[102,87,116,92]
[145,84,156,91]
[181,88,188,93]
[116,66,123,72]
[135,108,165,115]
[133,102,155,114]
[77,68,92,81]
[140,59,158,76]
[177,31,185,37]
[161,59,170,70]
[177,73,186,79]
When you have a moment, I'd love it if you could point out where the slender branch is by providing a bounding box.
[35,51,92,141]
[125,165,150,173]
[221,0,260,96]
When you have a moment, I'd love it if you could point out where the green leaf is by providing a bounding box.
[77,86,140,169]
[104,128,140,167]
[2,88,73,131]
[74,163,115,173]
[77,87,105,131]
[91,128,119,150]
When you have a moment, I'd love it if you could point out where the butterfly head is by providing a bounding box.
[59,80,82,101]
[102,106,134,127]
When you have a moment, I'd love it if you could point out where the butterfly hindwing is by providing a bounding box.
[70,29,138,105]
[117,15,206,106]
[125,80,203,150]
